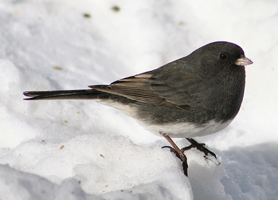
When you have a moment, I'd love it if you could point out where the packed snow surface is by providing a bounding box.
[0,0,278,199]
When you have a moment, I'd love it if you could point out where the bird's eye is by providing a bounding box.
[219,53,227,60]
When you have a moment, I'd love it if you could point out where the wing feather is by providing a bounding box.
[89,70,193,110]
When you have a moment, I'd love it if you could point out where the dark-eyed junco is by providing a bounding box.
[23,41,252,176]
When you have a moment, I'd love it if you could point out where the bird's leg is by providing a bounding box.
[162,135,188,176]
[184,138,217,159]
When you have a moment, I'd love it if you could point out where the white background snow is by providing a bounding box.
[0,0,278,199]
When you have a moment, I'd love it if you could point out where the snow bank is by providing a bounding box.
[0,0,277,199]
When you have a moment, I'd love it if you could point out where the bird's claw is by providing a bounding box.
[185,138,217,160]
[161,146,188,176]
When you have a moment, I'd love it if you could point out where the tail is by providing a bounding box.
[23,89,105,100]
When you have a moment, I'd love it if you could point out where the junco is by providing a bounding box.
[23,41,253,176]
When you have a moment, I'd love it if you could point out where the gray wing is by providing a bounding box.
[90,61,204,110]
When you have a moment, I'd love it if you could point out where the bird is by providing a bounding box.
[23,41,253,176]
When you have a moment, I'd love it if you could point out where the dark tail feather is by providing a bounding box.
[23,89,103,100]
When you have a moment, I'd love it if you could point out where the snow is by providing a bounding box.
[0,0,278,199]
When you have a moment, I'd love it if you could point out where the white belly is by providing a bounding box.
[145,120,232,138]
[98,99,232,139]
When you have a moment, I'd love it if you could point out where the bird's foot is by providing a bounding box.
[163,138,220,166]
[185,138,220,165]
[184,138,217,160]
[162,145,182,159]
[162,146,188,176]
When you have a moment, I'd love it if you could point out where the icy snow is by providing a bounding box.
[0,0,278,199]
